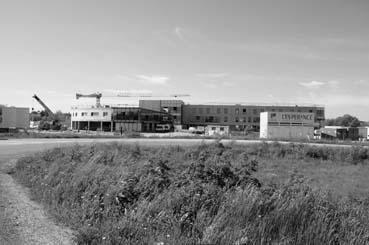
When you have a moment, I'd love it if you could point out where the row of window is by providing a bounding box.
[72,112,109,117]
[190,107,317,115]
[195,116,260,123]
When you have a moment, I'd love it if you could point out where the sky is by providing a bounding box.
[1,0,369,120]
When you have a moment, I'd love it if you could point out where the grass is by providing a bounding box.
[12,142,369,244]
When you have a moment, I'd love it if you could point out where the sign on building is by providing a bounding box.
[260,112,314,139]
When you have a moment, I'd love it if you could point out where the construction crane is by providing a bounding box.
[76,92,102,107]
[32,94,67,130]
[32,94,55,117]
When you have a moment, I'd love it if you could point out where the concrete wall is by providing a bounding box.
[0,106,29,129]
[262,126,314,139]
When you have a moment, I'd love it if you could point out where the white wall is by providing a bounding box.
[259,112,269,138]
[71,107,112,122]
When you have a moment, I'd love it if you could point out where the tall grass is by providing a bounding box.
[13,142,369,244]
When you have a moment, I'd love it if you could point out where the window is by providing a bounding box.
[248,117,252,123]
[235,108,239,114]
[173,115,177,120]
[220,127,224,131]
[279,109,283,112]
[235,117,239,122]
[253,117,260,123]
[217,108,221,114]
[91,112,99,116]
[253,109,258,115]
[309,109,313,113]
[242,108,247,114]
[206,108,210,114]
[224,108,228,114]
[173,107,177,111]
[199,108,203,114]
[211,127,216,130]
[103,112,108,117]
[205,116,214,122]
[243,117,247,123]
[196,116,201,121]
[224,116,228,122]
[82,112,88,116]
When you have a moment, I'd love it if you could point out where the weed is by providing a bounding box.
[13,143,369,244]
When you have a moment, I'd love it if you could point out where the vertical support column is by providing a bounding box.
[78,121,80,131]
[100,121,103,131]
[111,121,113,132]
[87,121,90,131]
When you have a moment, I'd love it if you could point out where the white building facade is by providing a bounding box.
[71,106,113,131]
[260,112,315,140]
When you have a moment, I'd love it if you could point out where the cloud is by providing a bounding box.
[174,27,185,41]
[299,81,326,89]
[196,73,229,78]
[103,89,152,94]
[136,75,169,85]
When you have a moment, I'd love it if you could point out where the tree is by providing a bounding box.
[325,114,362,127]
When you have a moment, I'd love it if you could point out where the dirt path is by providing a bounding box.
[0,160,76,245]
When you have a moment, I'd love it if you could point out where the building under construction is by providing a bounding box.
[71,105,172,133]
[71,96,325,133]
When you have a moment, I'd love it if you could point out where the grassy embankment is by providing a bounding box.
[13,142,369,244]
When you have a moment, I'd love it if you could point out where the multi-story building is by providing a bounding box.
[71,100,325,133]
[182,103,325,130]
[138,100,325,131]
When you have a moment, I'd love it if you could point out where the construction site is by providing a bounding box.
[1,91,368,141]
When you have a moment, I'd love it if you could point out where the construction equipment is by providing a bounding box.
[32,94,66,130]
[32,94,55,117]
[76,92,102,107]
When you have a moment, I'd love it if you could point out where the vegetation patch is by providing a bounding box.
[13,142,369,244]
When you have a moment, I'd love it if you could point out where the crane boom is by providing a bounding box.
[32,94,55,117]
[76,93,102,107]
